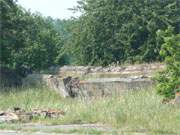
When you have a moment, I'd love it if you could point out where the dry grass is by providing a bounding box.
[0,87,180,134]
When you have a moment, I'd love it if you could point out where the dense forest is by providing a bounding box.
[1,0,179,70]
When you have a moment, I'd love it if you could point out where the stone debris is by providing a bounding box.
[31,108,65,118]
[0,112,19,123]
[58,63,165,75]
[0,108,65,123]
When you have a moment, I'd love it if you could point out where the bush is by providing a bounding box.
[156,26,180,99]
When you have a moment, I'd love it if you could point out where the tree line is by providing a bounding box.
[69,0,179,66]
[1,0,179,69]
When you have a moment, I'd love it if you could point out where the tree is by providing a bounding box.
[70,0,180,66]
[0,0,22,67]
[0,0,64,71]
[46,17,77,65]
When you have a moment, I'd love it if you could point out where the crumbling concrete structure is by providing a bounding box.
[23,63,165,97]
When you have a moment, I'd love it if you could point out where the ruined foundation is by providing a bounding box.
[23,63,165,97]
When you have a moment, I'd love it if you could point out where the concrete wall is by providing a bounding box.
[79,78,154,97]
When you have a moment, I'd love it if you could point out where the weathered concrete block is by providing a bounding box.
[78,78,154,97]
[23,74,69,97]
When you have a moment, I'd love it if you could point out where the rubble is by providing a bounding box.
[58,63,165,77]
[0,108,65,123]
[31,108,65,118]
[0,112,19,123]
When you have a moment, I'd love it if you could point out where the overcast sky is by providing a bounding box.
[17,0,80,19]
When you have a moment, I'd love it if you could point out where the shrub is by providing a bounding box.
[156,26,180,99]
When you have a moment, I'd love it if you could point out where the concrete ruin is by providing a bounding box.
[23,63,165,98]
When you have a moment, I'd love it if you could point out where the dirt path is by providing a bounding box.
[0,123,114,135]
[0,123,153,134]
[23,123,113,130]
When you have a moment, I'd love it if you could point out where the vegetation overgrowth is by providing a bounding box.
[0,87,180,134]
[156,27,180,99]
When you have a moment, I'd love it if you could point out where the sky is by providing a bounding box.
[17,0,81,19]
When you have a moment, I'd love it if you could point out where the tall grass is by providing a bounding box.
[0,87,180,134]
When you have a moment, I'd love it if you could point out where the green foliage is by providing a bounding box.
[0,0,64,70]
[156,27,180,99]
[1,0,179,70]
[70,0,180,66]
